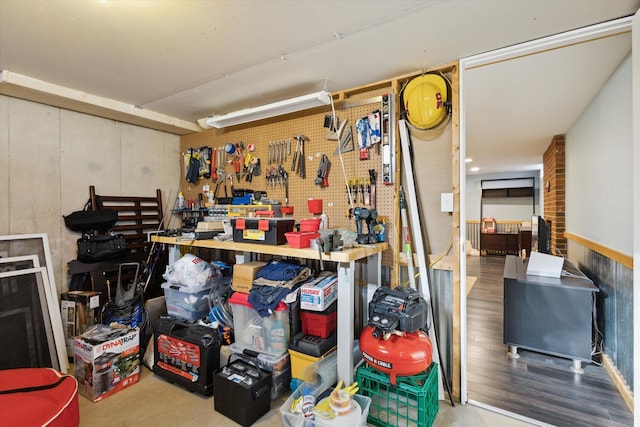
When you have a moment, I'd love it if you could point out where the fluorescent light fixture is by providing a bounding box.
[204,90,331,129]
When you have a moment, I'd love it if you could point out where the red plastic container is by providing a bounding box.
[299,218,321,232]
[285,231,320,249]
[307,199,323,215]
[300,302,337,338]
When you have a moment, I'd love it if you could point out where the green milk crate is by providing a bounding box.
[355,362,439,427]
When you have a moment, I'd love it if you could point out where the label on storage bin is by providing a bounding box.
[243,229,265,241]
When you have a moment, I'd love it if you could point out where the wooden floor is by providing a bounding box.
[466,255,634,427]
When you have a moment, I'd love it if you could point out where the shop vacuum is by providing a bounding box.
[360,287,432,384]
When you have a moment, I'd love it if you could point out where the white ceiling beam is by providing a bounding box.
[0,70,200,135]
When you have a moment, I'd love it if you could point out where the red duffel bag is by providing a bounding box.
[0,368,79,427]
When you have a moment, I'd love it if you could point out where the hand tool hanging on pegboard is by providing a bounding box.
[315,154,330,187]
[368,169,377,209]
[211,147,218,182]
[185,148,200,183]
[356,117,371,160]
[368,111,381,154]
[291,137,299,172]
[199,146,212,179]
[293,134,307,178]
[334,125,354,155]
[299,136,306,178]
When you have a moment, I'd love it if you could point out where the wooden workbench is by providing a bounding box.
[151,235,388,384]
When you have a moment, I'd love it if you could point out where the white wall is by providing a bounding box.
[466,170,540,222]
[0,95,181,294]
[565,53,633,256]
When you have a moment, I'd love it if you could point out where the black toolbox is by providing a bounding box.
[231,218,295,245]
[153,315,221,396]
[213,359,272,426]
[288,331,337,357]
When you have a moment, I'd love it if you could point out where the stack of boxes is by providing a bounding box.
[154,255,227,396]
[60,290,101,359]
[214,260,293,425]
[288,272,338,389]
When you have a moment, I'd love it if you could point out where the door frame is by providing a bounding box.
[457,15,635,405]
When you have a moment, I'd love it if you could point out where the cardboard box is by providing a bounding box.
[299,273,338,311]
[73,325,140,402]
[60,291,101,358]
[232,261,266,293]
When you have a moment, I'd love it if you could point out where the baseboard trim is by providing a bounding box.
[602,353,634,413]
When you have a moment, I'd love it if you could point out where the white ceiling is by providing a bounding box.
[0,0,638,174]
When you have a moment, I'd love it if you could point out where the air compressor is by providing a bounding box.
[360,287,432,384]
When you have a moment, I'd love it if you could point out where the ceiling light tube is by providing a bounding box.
[204,90,331,129]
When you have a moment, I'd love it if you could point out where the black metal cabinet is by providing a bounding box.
[503,255,599,369]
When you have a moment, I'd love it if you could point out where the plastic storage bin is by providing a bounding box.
[229,291,290,356]
[285,231,320,248]
[280,381,371,427]
[355,362,439,427]
[300,301,337,338]
[161,282,212,322]
[299,217,322,232]
[288,346,337,383]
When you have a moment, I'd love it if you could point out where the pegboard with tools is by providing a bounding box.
[179,86,397,266]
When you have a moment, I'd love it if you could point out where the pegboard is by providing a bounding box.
[180,86,398,267]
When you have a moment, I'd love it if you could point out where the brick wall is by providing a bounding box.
[542,135,567,255]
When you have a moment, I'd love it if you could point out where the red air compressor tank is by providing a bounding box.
[359,325,432,385]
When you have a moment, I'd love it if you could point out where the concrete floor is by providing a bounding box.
[78,366,536,426]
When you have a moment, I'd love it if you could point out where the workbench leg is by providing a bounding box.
[337,260,355,385]
[365,252,383,304]
[168,244,180,265]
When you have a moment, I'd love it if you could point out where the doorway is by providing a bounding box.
[458,16,635,424]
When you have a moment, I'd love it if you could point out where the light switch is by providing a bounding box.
[441,193,454,213]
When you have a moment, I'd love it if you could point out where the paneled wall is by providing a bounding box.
[0,95,181,294]
[569,241,634,392]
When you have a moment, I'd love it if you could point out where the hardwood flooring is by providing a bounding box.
[466,255,634,427]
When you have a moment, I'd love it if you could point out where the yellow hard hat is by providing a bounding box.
[403,74,448,130]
